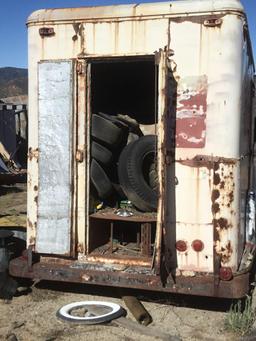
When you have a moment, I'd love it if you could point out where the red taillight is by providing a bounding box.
[192,239,204,252]
[219,267,233,281]
[175,240,187,252]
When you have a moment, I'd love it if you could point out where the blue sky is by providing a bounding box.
[0,0,255,69]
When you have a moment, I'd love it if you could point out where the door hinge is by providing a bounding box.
[76,149,84,162]
[165,155,172,165]
[76,61,84,75]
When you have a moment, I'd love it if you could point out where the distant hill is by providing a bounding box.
[0,67,28,99]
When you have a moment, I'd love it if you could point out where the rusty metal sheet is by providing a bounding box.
[212,160,239,269]
[175,155,240,272]
[86,255,151,267]
[9,256,250,299]
[36,60,73,255]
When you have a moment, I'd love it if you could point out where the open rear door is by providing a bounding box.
[154,49,177,277]
[36,60,75,255]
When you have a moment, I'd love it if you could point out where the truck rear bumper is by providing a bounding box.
[9,256,250,299]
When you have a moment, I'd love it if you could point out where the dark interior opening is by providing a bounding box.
[89,217,156,259]
[88,57,158,261]
[91,57,156,124]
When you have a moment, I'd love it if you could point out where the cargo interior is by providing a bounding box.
[87,57,158,263]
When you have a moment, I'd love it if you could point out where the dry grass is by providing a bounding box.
[225,295,256,336]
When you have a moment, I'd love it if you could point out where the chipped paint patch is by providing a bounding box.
[176,75,207,148]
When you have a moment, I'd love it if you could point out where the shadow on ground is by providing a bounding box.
[33,280,235,313]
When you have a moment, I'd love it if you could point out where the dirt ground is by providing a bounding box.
[0,184,253,341]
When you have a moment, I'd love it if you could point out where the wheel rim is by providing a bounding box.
[57,301,125,323]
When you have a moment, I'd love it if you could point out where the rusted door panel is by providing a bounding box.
[175,159,240,272]
[154,48,178,276]
[76,60,88,256]
[153,49,166,274]
[175,162,214,272]
[36,60,74,255]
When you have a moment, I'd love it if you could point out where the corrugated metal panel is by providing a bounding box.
[36,60,73,255]
[27,0,244,24]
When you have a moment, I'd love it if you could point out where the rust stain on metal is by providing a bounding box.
[212,202,220,214]
[220,181,225,189]
[211,189,220,202]
[76,243,84,253]
[9,256,250,298]
[34,196,38,204]
[72,22,80,42]
[213,217,230,230]
[28,147,39,161]
[211,161,236,266]
[29,236,36,245]
[213,173,221,186]
[27,219,33,229]
[179,155,236,169]
[218,217,229,229]
[86,255,151,267]
[217,240,233,264]
[171,14,225,25]
[34,185,38,191]
[228,191,234,204]
[173,156,236,267]
[78,23,85,55]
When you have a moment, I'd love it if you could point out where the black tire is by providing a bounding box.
[98,113,143,137]
[91,142,113,166]
[0,272,18,299]
[118,135,158,212]
[91,114,126,147]
[90,159,112,199]
[96,112,126,127]
[149,162,158,192]
[116,115,143,137]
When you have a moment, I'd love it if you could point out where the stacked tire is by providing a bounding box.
[118,135,158,212]
[90,113,129,199]
[90,113,158,212]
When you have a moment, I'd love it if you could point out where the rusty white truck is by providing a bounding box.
[7,0,256,298]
